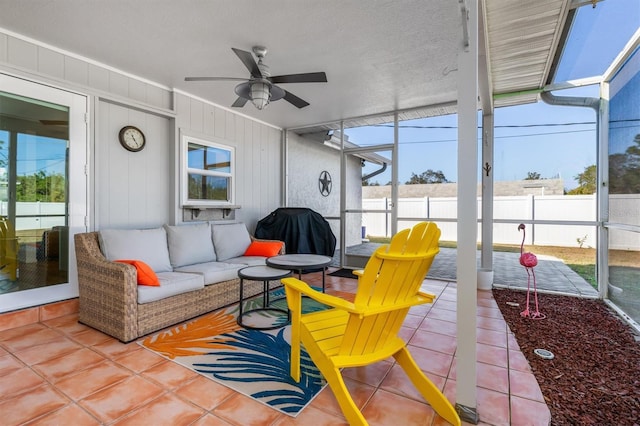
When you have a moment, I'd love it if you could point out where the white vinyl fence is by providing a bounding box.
[0,202,66,230]
[363,194,640,250]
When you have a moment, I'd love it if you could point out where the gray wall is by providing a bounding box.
[287,132,362,248]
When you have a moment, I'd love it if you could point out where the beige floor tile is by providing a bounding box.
[140,359,199,389]
[0,366,46,397]
[111,393,205,426]
[213,393,282,426]
[174,375,236,411]
[13,337,83,365]
[115,346,166,373]
[32,347,106,382]
[0,384,69,425]
[27,403,100,425]
[361,388,436,426]
[55,361,133,401]
[78,375,164,423]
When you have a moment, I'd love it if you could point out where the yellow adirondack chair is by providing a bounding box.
[0,216,18,281]
[282,221,461,426]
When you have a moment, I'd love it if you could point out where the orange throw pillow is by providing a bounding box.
[243,241,284,257]
[115,260,160,286]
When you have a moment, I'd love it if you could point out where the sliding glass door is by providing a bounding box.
[0,74,87,312]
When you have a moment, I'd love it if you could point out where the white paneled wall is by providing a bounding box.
[174,93,283,232]
[0,29,285,233]
[95,101,172,229]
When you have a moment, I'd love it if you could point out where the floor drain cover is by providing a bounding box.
[534,348,555,360]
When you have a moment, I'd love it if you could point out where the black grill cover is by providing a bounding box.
[255,207,336,256]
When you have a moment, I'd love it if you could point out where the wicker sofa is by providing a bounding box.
[74,222,285,342]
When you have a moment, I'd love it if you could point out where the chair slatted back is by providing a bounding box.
[340,222,440,356]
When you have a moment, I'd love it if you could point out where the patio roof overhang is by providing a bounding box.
[0,0,577,133]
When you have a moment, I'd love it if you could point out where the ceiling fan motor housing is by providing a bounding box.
[186,45,326,109]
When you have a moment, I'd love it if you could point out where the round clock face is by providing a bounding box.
[119,126,145,152]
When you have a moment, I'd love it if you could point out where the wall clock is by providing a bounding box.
[119,126,146,152]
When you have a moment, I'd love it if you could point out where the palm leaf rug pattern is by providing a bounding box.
[139,287,328,416]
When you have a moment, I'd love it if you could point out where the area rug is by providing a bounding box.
[139,288,328,417]
[327,268,358,279]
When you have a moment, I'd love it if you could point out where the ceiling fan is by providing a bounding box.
[185,46,327,110]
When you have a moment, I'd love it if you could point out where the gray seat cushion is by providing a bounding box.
[175,261,244,285]
[225,256,267,266]
[137,271,204,304]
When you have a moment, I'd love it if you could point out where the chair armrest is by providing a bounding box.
[282,277,357,312]
[358,292,436,316]
[74,232,139,342]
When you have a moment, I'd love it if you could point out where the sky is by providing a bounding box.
[346,0,640,191]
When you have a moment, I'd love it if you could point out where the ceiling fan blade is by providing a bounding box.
[283,90,310,109]
[231,48,262,78]
[185,77,247,82]
[270,72,327,84]
[231,97,249,108]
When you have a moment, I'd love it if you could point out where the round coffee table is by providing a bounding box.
[237,265,291,330]
[266,254,332,292]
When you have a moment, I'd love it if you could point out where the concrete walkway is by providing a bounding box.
[334,243,598,297]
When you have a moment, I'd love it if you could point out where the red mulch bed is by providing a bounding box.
[493,288,640,426]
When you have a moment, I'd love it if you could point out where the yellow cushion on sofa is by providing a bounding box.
[115,259,160,286]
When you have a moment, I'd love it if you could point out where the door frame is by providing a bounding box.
[0,73,88,313]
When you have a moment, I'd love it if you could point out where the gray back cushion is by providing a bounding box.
[211,222,252,261]
[99,227,172,272]
[165,222,216,267]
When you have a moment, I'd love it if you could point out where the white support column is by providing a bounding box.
[339,121,346,267]
[597,82,609,298]
[391,112,399,236]
[481,113,494,270]
[456,0,479,423]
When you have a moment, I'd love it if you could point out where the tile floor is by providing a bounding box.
[0,270,551,425]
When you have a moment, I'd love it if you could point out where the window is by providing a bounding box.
[181,134,235,206]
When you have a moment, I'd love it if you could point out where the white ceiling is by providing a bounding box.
[0,0,571,131]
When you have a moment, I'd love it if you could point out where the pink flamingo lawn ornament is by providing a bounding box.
[518,224,545,319]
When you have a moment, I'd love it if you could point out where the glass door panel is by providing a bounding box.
[0,90,69,295]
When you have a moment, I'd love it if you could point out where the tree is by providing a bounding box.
[609,134,640,194]
[524,171,541,180]
[362,178,379,186]
[405,169,449,184]
[567,165,596,195]
[16,171,66,202]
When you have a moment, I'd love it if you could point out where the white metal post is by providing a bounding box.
[456,0,479,422]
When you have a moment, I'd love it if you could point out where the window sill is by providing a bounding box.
[183,204,241,219]
[183,204,241,210]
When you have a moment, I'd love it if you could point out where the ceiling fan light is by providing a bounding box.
[250,82,271,110]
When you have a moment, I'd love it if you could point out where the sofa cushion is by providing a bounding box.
[244,240,283,257]
[225,256,267,267]
[175,261,244,285]
[114,259,160,286]
[211,222,252,261]
[99,227,172,272]
[137,271,204,304]
[165,223,216,267]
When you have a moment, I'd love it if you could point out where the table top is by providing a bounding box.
[266,254,333,270]
[238,265,292,280]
